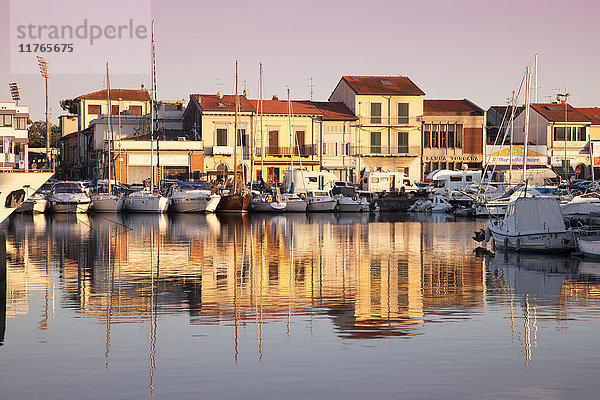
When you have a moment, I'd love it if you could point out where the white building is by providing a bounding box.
[0,102,29,170]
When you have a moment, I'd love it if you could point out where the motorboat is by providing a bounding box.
[0,171,54,222]
[89,192,124,213]
[356,190,379,213]
[306,190,337,212]
[124,190,169,213]
[47,181,92,213]
[431,194,452,213]
[216,188,251,213]
[578,238,600,258]
[488,196,576,253]
[331,182,362,212]
[16,192,47,214]
[280,192,308,213]
[168,181,221,213]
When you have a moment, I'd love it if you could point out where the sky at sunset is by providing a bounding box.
[1,0,599,122]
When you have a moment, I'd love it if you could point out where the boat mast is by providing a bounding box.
[106,62,112,193]
[522,66,531,182]
[150,20,155,191]
[260,63,264,183]
[509,90,515,185]
[234,60,239,191]
[287,88,294,192]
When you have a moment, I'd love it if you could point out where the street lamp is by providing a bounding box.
[37,56,51,169]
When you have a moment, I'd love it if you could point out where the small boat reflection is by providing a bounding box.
[575,258,600,278]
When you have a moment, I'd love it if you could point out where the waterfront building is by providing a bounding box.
[328,76,424,183]
[577,107,600,178]
[422,99,485,179]
[306,101,358,182]
[0,101,30,170]
[512,102,591,180]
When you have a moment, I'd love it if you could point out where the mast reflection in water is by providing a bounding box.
[1,213,600,399]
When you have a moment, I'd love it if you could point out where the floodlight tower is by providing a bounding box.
[9,83,20,105]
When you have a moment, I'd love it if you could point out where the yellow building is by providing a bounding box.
[328,76,424,182]
[184,94,322,182]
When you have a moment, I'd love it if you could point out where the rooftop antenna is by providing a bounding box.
[9,83,20,106]
[307,77,315,101]
[533,53,538,103]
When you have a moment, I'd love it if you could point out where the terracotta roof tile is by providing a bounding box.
[77,89,151,101]
[577,107,600,125]
[248,99,321,115]
[296,101,357,120]
[531,103,590,123]
[424,99,483,115]
[191,94,254,112]
[341,76,425,96]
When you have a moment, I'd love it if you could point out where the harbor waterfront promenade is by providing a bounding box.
[1,212,600,399]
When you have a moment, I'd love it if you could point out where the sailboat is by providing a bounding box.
[250,64,287,213]
[90,62,124,213]
[486,66,575,253]
[124,21,169,213]
[216,61,251,213]
[280,88,308,212]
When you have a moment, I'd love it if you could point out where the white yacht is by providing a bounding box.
[473,185,542,217]
[280,193,308,213]
[0,171,54,222]
[168,182,221,213]
[47,181,92,214]
[331,182,362,212]
[488,196,576,253]
[89,192,124,213]
[124,190,169,213]
[431,194,452,213]
[306,190,337,212]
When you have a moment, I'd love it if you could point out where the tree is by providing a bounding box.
[60,98,79,115]
[28,120,61,148]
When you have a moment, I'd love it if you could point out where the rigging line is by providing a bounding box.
[89,212,133,231]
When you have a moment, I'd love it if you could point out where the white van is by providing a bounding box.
[360,171,417,193]
[427,170,482,193]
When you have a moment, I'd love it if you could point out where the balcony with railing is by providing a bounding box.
[359,115,422,126]
[255,145,316,157]
[351,145,420,157]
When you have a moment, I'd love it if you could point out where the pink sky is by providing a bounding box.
[1,0,599,122]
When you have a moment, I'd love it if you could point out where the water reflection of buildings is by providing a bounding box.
[2,213,495,347]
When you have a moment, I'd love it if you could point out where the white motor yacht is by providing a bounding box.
[47,181,92,214]
[250,191,286,213]
[306,190,337,212]
[16,192,47,214]
[124,190,169,213]
[90,193,124,213]
[168,182,221,213]
[0,171,54,222]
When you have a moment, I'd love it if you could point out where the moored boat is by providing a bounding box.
[168,181,221,213]
[47,181,92,214]
[124,190,169,213]
[306,190,336,212]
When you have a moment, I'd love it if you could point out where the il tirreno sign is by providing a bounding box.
[485,145,546,165]
[424,155,482,162]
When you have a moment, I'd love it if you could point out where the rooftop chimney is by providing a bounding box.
[141,83,145,90]
[272,95,278,101]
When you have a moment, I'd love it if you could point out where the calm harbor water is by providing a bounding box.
[1,212,599,399]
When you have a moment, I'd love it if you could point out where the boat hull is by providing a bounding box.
[578,239,600,258]
[124,193,169,213]
[336,197,362,212]
[169,195,221,213]
[307,199,337,212]
[0,171,54,223]
[490,226,576,253]
[90,196,124,213]
[48,201,91,214]
[251,200,286,212]
[217,193,251,213]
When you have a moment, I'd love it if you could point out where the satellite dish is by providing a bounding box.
[217,91,223,99]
